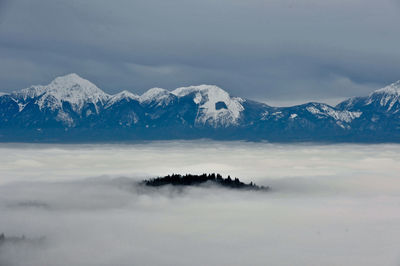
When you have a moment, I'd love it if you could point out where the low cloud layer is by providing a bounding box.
[1,142,400,265]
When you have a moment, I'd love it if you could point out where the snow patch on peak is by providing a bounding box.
[374,80,400,95]
[117,90,139,98]
[51,73,92,86]
[172,84,221,97]
[114,90,139,100]
[307,104,362,123]
[106,90,139,108]
[16,73,109,114]
[173,85,244,127]
[45,73,108,99]
[367,81,400,111]
[139,88,173,105]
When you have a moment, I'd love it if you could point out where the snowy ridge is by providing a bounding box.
[14,73,110,114]
[306,104,362,123]
[139,88,174,106]
[173,85,244,127]
[105,90,139,108]
[373,80,400,95]
[3,73,400,140]
[366,81,400,111]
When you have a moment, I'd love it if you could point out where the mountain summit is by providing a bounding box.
[13,73,109,114]
[337,80,400,114]
[1,74,400,142]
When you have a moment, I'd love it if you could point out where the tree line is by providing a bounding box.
[142,173,268,191]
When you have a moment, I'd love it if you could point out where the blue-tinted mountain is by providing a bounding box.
[0,73,399,142]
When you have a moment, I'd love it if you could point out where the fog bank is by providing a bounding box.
[1,141,400,265]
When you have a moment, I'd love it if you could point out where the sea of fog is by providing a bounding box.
[1,141,400,266]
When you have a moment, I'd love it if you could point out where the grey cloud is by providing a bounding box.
[0,0,399,103]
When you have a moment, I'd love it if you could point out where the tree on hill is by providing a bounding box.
[141,173,268,191]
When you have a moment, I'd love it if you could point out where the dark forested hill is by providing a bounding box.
[142,173,268,191]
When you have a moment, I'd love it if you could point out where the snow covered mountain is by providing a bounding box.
[172,85,244,127]
[0,73,400,142]
[338,81,400,114]
[13,73,109,114]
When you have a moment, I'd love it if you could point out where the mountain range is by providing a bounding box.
[1,73,399,142]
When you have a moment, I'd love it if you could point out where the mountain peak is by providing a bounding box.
[172,84,244,127]
[373,80,400,95]
[105,90,139,108]
[42,73,109,112]
[48,73,105,94]
[116,90,139,98]
[361,80,400,111]
[139,87,173,104]
[52,73,85,83]
[15,73,109,114]
[172,84,226,97]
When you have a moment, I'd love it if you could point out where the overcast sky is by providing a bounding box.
[0,0,399,105]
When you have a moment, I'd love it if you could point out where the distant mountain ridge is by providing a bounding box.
[0,73,399,142]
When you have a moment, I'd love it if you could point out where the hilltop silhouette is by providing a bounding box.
[141,173,268,191]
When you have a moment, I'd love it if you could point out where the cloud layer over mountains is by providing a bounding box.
[1,0,400,104]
